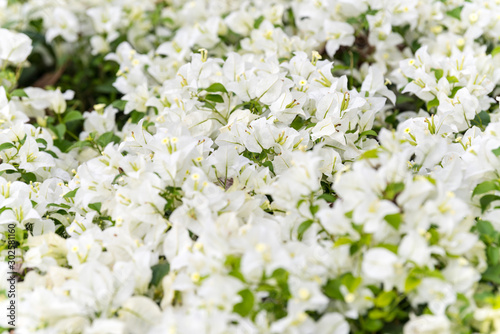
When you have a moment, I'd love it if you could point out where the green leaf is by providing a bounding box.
[254,15,265,29]
[334,236,352,247]
[130,111,145,124]
[67,140,92,152]
[491,46,500,57]
[476,220,495,237]
[360,233,372,246]
[446,6,463,20]
[368,309,387,320]
[323,278,344,300]
[363,318,384,332]
[88,202,102,213]
[63,110,83,123]
[480,194,500,213]
[446,75,459,84]
[310,205,319,216]
[482,264,500,284]
[205,94,224,103]
[45,150,58,158]
[383,182,405,200]
[95,84,117,94]
[475,291,500,309]
[379,243,398,254]
[0,142,15,151]
[63,188,79,199]
[350,241,361,255]
[47,203,71,209]
[431,68,444,80]
[318,193,337,203]
[427,227,439,245]
[21,172,36,183]
[271,268,289,286]
[36,138,47,147]
[112,100,127,111]
[395,95,415,104]
[205,83,227,94]
[233,289,254,316]
[10,89,28,97]
[359,130,378,137]
[472,180,500,197]
[162,17,175,25]
[405,273,421,292]
[225,255,245,282]
[54,123,66,139]
[450,86,463,98]
[297,220,314,240]
[471,110,491,129]
[150,262,170,287]
[384,213,402,230]
[229,270,245,282]
[360,148,378,159]
[426,97,439,110]
[375,290,396,308]
[341,273,362,293]
[262,161,274,175]
[492,146,500,156]
[487,246,500,266]
[225,254,241,268]
[290,116,305,130]
[54,139,73,153]
[333,64,351,71]
[97,131,121,148]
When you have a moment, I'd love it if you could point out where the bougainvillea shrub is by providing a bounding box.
[1,0,500,333]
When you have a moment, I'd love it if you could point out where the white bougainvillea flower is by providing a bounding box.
[0,28,32,65]
[45,7,79,43]
[362,247,400,281]
[404,314,451,334]
[1,1,500,333]
[323,20,355,57]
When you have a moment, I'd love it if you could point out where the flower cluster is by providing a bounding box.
[1,0,500,333]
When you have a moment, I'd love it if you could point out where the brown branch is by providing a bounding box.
[32,62,69,88]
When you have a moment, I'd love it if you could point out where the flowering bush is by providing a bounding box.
[1,0,500,333]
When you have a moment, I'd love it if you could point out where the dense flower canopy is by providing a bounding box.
[1,0,500,333]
